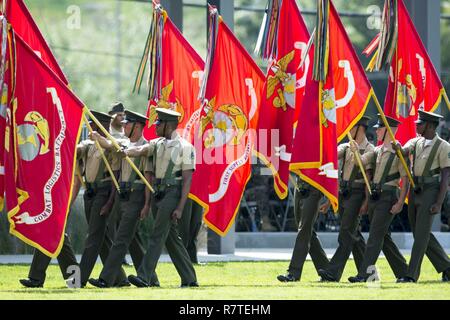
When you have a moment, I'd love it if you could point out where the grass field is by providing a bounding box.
[0,257,449,300]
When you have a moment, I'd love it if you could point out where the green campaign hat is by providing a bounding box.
[373,114,401,128]
[415,110,443,125]
[108,102,125,115]
[89,110,112,124]
[155,108,181,123]
[357,115,371,128]
[122,109,148,125]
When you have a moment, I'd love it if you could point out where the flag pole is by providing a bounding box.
[82,114,121,193]
[443,90,450,111]
[299,27,316,70]
[83,107,155,193]
[371,93,415,188]
[346,133,372,195]
[75,164,85,189]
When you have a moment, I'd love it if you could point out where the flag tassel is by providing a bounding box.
[132,4,166,101]
[374,0,398,72]
[313,0,330,82]
[199,5,219,102]
[254,0,281,60]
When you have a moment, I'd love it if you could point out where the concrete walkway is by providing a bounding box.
[2,248,448,264]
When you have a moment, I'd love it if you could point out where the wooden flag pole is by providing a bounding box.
[83,107,155,193]
[443,90,450,110]
[75,164,86,189]
[82,114,121,192]
[371,93,415,188]
[346,133,372,195]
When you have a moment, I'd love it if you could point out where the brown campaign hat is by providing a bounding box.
[415,110,443,125]
[108,102,125,115]
[373,114,401,128]
[122,109,148,125]
[89,110,112,124]
[357,115,371,128]
[155,108,181,123]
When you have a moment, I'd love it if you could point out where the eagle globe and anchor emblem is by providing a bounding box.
[148,81,185,128]
[17,111,50,162]
[199,97,248,149]
[394,58,421,119]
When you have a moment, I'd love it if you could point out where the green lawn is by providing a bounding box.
[0,258,449,300]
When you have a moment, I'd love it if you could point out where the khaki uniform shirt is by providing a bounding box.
[142,134,196,179]
[110,126,125,139]
[338,137,375,183]
[111,138,130,172]
[362,144,407,187]
[106,126,126,171]
[77,140,110,183]
[120,136,147,183]
[403,135,450,177]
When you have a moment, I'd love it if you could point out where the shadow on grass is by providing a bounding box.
[1,288,83,294]
[414,280,447,285]
[306,280,448,289]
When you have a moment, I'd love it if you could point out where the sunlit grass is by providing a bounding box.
[0,257,449,300]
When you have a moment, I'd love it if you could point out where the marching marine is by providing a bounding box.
[88,110,159,288]
[396,110,450,283]
[104,102,144,267]
[77,110,129,287]
[348,115,408,283]
[318,116,373,282]
[276,175,329,282]
[126,108,198,288]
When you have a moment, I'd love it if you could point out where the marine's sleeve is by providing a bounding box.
[337,143,348,160]
[111,152,121,171]
[181,143,196,171]
[439,141,450,169]
[360,149,375,167]
[402,137,419,155]
[125,142,154,158]
[398,157,408,178]
[364,143,376,171]
[110,141,127,171]
[145,139,158,157]
[77,140,89,158]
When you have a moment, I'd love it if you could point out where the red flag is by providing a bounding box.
[193,14,265,235]
[142,14,205,143]
[290,75,339,211]
[327,1,373,141]
[0,16,15,212]
[5,32,83,257]
[0,91,5,212]
[382,0,449,144]
[5,0,68,84]
[290,0,370,211]
[256,0,313,199]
